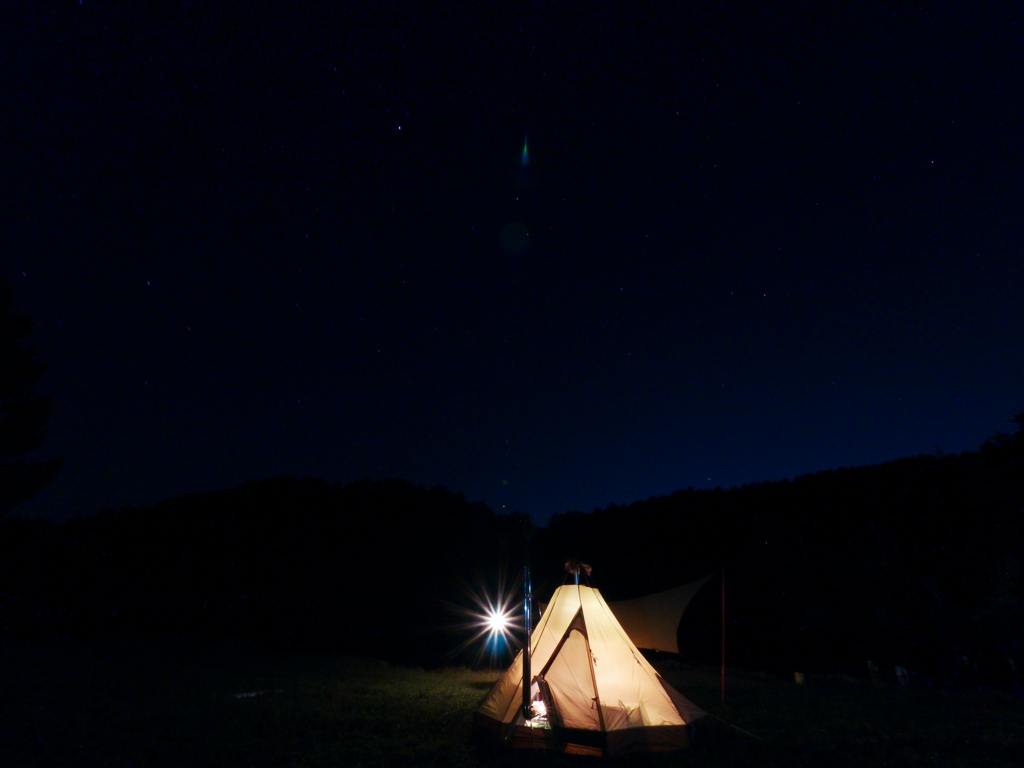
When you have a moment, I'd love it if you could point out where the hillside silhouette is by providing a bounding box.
[539,419,1023,686]
[2,419,1021,686]
[0,477,531,665]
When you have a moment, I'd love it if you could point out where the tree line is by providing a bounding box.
[2,274,1021,686]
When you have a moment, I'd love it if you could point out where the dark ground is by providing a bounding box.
[2,635,1021,767]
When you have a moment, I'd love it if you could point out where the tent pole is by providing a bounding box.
[521,565,534,720]
[721,568,726,704]
[583,627,607,735]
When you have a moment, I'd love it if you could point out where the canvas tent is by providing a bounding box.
[474,583,705,757]
[608,572,716,654]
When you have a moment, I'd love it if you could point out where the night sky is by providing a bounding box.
[6,3,1023,524]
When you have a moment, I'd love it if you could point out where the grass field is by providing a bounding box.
[1,635,1021,767]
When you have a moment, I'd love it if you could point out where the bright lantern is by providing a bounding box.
[486,609,509,633]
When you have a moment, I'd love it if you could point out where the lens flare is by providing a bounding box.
[485,608,510,633]
[444,573,524,666]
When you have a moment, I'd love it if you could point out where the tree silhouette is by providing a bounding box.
[981,412,1024,452]
[0,277,61,516]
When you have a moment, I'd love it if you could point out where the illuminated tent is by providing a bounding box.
[474,583,705,757]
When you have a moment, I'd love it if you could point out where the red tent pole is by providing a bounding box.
[721,568,726,704]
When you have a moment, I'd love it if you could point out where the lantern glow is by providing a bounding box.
[485,608,510,633]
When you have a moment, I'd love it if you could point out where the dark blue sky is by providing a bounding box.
[6,3,1023,523]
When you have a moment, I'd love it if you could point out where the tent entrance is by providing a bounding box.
[534,608,606,732]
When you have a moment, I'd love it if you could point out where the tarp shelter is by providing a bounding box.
[608,573,716,654]
[474,583,705,757]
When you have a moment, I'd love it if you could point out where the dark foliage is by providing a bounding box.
[541,415,1024,687]
[1,418,1022,689]
[0,477,531,666]
[0,277,61,516]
